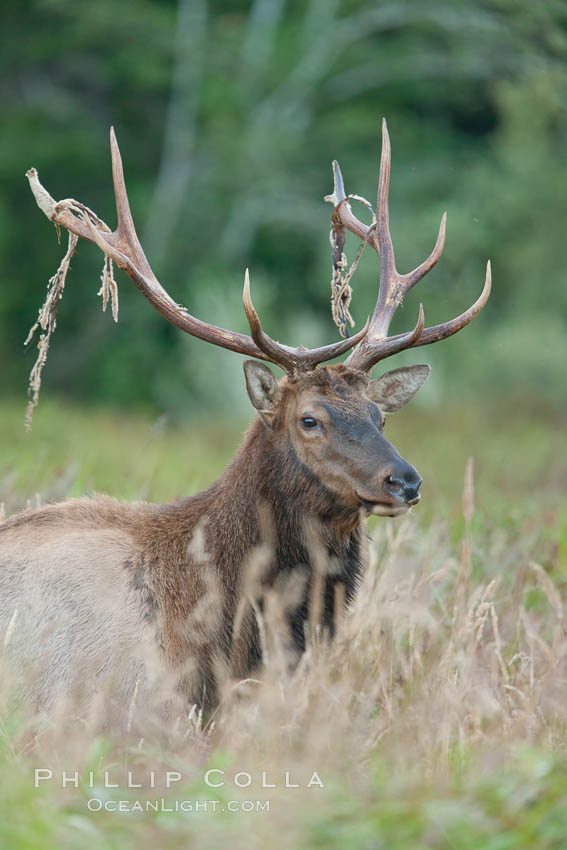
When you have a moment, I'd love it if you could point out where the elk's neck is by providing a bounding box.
[205,418,362,582]
[151,417,364,667]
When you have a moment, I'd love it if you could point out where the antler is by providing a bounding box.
[327,119,491,373]
[27,128,368,376]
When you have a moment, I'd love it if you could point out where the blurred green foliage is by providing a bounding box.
[1,0,566,417]
[2,396,565,530]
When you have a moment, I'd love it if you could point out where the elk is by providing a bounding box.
[0,121,490,724]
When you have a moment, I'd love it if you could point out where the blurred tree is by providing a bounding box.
[0,0,565,416]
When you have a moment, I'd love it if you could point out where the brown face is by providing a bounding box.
[244,362,430,518]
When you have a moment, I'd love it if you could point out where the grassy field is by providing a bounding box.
[0,396,566,849]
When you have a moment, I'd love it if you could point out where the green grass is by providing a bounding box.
[0,395,566,849]
[0,398,235,509]
[2,395,565,519]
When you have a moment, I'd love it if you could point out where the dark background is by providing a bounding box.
[2,0,566,419]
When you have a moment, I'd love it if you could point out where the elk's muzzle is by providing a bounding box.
[384,466,422,505]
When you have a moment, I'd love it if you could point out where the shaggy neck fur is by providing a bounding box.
[153,416,364,669]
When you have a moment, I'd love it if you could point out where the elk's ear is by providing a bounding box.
[243,361,281,426]
[367,365,431,413]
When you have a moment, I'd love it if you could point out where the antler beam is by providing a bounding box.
[27,128,367,375]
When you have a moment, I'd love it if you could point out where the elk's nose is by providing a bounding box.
[385,470,422,505]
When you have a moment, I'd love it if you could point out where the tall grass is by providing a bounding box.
[0,398,565,849]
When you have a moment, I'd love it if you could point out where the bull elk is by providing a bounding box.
[0,121,490,723]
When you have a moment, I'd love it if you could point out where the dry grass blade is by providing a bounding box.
[454,457,475,622]
[490,603,510,685]
[333,582,346,637]
[463,455,475,526]
[304,519,328,643]
[529,560,564,622]
[3,608,18,649]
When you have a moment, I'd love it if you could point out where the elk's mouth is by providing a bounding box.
[356,494,411,518]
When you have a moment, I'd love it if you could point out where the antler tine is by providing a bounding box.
[242,268,289,365]
[367,117,395,339]
[353,263,492,370]
[367,119,448,341]
[108,127,154,280]
[402,212,446,289]
[326,118,490,372]
[243,270,370,373]
[326,161,374,244]
[346,262,491,372]
[409,260,491,348]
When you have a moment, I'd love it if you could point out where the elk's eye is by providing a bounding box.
[301,416,318,430]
